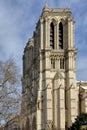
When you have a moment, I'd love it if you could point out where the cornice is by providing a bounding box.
[50,50,65,58]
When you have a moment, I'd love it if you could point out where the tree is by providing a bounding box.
[0,58,21,121]
[68,113,87,130]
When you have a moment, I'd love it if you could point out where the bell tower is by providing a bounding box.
[39,4,78,129]
[21,4,78,130]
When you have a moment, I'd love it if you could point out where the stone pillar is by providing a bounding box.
[59,81,65,130]
[37,96,42,130]
[37,52,43,130]
[68,18,75,48]
[65,44,78,127]
[44,51,53,130]
[45,17,49,48]
[56,21,59,49]
[40,18,44,49]
[54,22,57,49]
[53,77,65,130]
[46,83,53,130]
[48,19,50,49]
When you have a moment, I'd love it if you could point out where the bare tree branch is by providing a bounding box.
[0,57,21,121]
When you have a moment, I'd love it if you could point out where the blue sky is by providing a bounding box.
[0,0,87,81]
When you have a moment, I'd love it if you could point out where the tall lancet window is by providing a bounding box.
[60,58,64,69]
[59,22,63,49]
[50,22,54,49]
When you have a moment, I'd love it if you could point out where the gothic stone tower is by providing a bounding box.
[22,4,78,130]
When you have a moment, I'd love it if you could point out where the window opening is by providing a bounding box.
[59,22,63,49]
[60,58,64,69]
[50,22,54,49]
[51,59,55,69]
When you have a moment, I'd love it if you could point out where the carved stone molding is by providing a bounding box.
[46,120,53,129]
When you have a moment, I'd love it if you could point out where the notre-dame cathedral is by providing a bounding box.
[20,4,87,130]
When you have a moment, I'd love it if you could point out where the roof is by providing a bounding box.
[80,86,87,90]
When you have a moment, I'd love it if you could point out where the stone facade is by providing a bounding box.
[21,4,87,130]
[77,81,87,114]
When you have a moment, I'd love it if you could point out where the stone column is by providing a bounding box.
[54,22,57,49]
[44,51,53,130]
[57,81,65,130]
[68,18,75,48]
[65,70,78,127]
[53,78,65,130]
[37,52,43,130]
[45,17,49,48]
[40,18,44,49]
[56,21,59,49]
[59,82,65,130]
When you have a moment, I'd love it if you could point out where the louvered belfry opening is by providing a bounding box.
[59,22,63,49]
[50,22,54,49]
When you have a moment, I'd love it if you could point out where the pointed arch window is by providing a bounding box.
[60,58,64,69]
[50,22,54,49]
[59,22,63,49]
[51,59,55,69]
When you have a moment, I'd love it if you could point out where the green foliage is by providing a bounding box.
[68,113,87,130]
